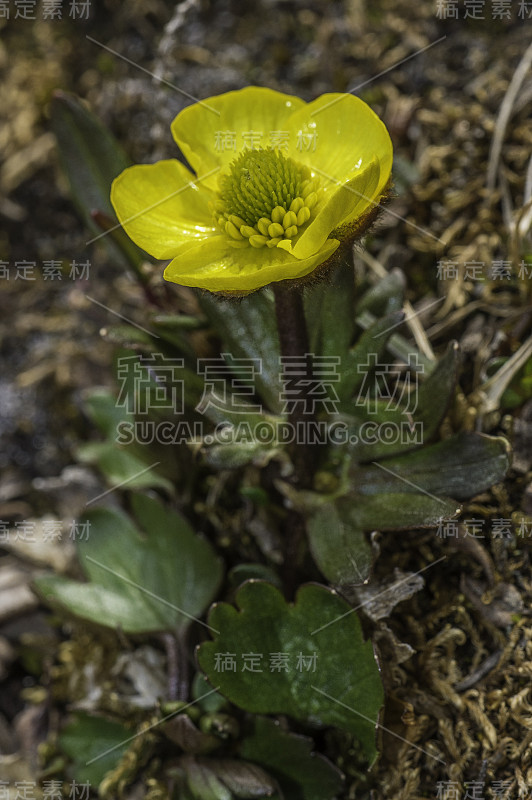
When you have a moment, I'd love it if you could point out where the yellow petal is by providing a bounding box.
[110,159,216,260]
[285,93,393,198]
[278,158,381,260]
[171,87,306,190]
[163,234,340,293]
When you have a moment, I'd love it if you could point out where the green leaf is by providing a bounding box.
[197,291,282,414]
[306,475,459,585]
[150,314,205,355]
[84,387,134,438]
[76,441,174,495]
[240,717,344,800]
[197,581,383,764]
[306,500,373,586]
[192,673,226,714]
[201,441,281,470]
[35,494,223,634]
[151,314,207,331]
[100,324,156,350]
[78,386,175,495]
[354,309,435,376]
[109,351,205,421]
[304,262,356,362]
[58,713,129,785]
[228,564,282,592]
[354,269,404,317]
[336,310,405,403]
[51,91,144,270]
[354,492,460,529]
[111,345,270,430]
[306,490,458,587]
[342,340,460,460]
[406,339,461,440]
[354,433,510,501]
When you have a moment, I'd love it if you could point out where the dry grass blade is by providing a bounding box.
[486,40,532,192]
[478,332,532,414]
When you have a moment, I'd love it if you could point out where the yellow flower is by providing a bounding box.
[110,87,393,294]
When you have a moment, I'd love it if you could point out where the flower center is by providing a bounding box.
[213,148,319,249]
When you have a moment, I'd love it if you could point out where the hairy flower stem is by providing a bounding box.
[273,284,317,594]
[273,284,319,486]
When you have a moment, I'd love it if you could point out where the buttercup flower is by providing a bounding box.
[111,87,393,294]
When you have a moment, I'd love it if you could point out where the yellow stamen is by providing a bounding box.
[214,148,320,249]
